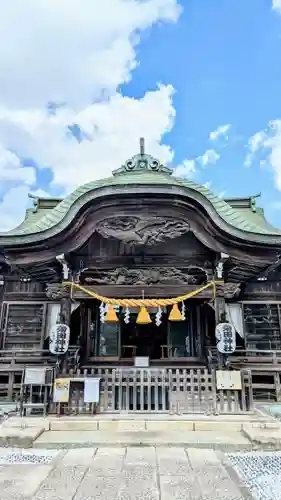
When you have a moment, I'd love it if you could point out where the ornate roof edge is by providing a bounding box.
[1,173,281,246]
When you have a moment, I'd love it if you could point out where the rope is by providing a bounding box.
[63,280,223,307]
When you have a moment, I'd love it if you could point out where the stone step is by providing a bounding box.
[2,414,277,433]
[33,429,252,452]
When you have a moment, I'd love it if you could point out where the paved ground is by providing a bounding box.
[1,446,281,499]
[0,446,252,500]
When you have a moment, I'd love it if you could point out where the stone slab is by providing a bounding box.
[195,420,243,432]
[0,463,52,499]
[160,474,202,500]
[35,464,88,500]
[33,429,252,451]
[243,424,281,450]
[98,420,146,431]
[1,416,50,430]
[0,426,44,447]
[51,420,98,431]
[0,447,257,499]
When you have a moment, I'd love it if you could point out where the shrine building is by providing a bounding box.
[0,139,281,411]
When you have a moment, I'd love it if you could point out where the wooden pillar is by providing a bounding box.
[215,296,226,324]
[214,257,227,369]
[58,285,72,374]
[59,296,71,326]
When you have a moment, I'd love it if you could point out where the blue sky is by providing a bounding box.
[0,0,281,230]
[122,0,281,225]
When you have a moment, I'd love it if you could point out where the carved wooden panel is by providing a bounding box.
[95,216,190,246]
[72,232,214,282]
[83,267,208,286]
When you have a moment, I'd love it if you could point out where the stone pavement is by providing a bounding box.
[0,446,251,500]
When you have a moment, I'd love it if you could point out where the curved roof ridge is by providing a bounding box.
[1,171,281,238]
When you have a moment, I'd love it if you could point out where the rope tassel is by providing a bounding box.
[136,307,152,324]
[104,304,118,323]
[169,303,183,321]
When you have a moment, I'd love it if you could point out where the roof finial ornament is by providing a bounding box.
[113,138,172,176]
[140,137,145,155]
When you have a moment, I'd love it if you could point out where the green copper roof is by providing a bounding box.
[2,169,281,239]
[1,141,281,242]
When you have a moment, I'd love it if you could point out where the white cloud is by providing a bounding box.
[244,131,266,167]
[0,186,30,232]
[173,159,196,178]
[0,146,35,184]
[272,0,281,13]
[172,145,221,180]
[203,181,212,189]
[0,0,181,230]
[209,124,231,141]
[0,86,177,193]
[244,121,281,189]
[0,0,181,110]
[198,149,220,167]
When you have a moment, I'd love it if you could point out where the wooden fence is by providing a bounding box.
[52,367,253,416]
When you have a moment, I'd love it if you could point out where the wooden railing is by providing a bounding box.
[229,349,281,366]
[0,346,78,366]
[207,347,281,367]
[52,367,253,415]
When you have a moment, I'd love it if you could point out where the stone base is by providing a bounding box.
[0,427,44,448]
[33,429,252,451]
[1,411,275,433]
[1,412,280,450]
[242,424,281,450]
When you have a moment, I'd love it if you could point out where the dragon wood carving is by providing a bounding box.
[84,267,207,286]
[95,216,190,246]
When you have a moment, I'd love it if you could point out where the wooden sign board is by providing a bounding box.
[216,370,242,390]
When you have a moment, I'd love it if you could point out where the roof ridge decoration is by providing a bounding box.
[113,137,173,176]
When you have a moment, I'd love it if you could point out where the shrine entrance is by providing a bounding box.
[121,313,168,359]
[67,298,220,364]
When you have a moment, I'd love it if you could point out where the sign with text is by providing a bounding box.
[53,378,70,403]
[215,322,236,354]
[49,323,70,355]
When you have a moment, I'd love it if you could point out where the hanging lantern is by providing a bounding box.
[169,303,183,321]
[136,306,152,324]
[104,304,119,323]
